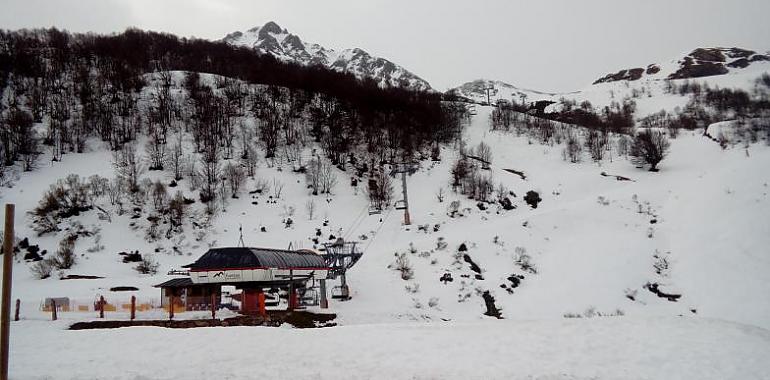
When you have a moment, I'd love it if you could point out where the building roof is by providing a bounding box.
[155,277,194,288]
[182,247,327,271]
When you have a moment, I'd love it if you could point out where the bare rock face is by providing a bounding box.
[592,47,770,84]
[222,21,432,92]
[594,68,645,84]
[669,56,729,79]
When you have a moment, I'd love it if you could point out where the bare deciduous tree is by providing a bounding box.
[113,143,145,193]
[476,141,492,170]
[168,134,184,180]
[151,180,168,211]
[305,199,316,220]
[585,130,609,162]
[562,131,583,163]
[224,161,245,198]
[367,169,393,210]
[630,130,671,171]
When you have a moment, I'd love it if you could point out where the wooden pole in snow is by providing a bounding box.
[210,292,216,320]
[401,171,410,226]
[169,292,175,320]
[130,296,136,321]
[51,300,57,321]
[319,279,328,309]
[13,300,19,322]
[98,296,105,319]
[1,204,15,380]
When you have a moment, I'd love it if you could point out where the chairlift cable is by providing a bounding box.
[342,204,369,240]
[364,207,394,253]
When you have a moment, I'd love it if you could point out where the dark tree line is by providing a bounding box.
[0,27,471,216]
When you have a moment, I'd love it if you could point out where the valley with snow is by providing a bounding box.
[0,19,769,380]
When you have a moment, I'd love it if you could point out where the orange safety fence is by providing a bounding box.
[39,298,160,313]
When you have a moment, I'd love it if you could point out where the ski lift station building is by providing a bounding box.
[155,247,330,313]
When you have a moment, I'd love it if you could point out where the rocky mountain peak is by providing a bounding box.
[221,22,432,91]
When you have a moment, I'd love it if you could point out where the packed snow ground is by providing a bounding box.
[2,96,770,378]
[10,317,770,380]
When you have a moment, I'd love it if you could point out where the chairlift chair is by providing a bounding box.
[331,285,350,300]
[299,288,319,306]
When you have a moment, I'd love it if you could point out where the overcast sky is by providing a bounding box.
[2,0,769,92]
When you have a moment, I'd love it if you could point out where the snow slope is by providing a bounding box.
[2,75,770,379]
[453,47,770,120]
[2,102,769,329]
[10,317,770,380]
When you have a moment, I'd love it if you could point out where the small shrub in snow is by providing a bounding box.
[52,238,76,270]
[428,297,439,308]
[30,174,94,235]
[514,247,537,274]
[524,191,542,209]
[447,200,461,217]
[86,234,105,253]
[31,258,55,279]
[565,307,625,318]
[435,237,448,251]
[135,254,160,275]
[653,250,671,277]
[389,253,414,280]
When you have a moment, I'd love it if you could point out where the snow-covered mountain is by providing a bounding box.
[453,47,770,120]
[222,21,432,91]
[593,47,770,84]
[450,79,569,106]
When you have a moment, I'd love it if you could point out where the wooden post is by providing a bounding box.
[169,291,175,320]
[130,296,136,321]
[319,279,328,309]
[1,203,15,380]
[287,270,294,311]
[13,300,19,322]
[210,292,216,320]
[401,171,411,226]
[98,296,105,319]
[51,300,57,321]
